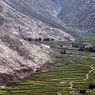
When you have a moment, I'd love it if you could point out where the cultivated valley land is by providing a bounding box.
[0,33,95,95]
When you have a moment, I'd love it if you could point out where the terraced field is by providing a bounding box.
[0,42,95,95]
[78,32,95,45]
[0,47,95,95]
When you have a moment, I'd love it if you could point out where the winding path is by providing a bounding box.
[57,65,95,95]
[56,58,95,95]
[69,65,95,94]
[69,81,74,89]
[84,65,95,80]
[57,92,61,95]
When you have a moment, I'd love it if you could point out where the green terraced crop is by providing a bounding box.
[0,42,95,95]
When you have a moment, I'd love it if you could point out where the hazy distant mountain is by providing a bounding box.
[4,0,64,28]
[3,0,95,33]
[58,0,95,32]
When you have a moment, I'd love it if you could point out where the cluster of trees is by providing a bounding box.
[72,43,82,48]
[43,38,54,41]
[79,46,95,52]
[24,37,54,42]
[89,84,95,90]
[60,49,67,54]
[79,84,95,94]
[72,43,95,52]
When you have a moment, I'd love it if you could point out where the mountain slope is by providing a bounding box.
[0,6,51,86]
[5,0,95,33]
[0,0,75,86]
[3,0,64,28]
[58,0,95,32]
[1,0,74,41]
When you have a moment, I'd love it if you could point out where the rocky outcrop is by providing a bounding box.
[0,29,52,86]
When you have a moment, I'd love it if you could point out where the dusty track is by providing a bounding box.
[69,64,95,94]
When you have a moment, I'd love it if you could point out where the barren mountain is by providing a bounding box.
[0,0,94,88]
[0,0,74,41]
[0,0,75,86]
[4,0,95,33]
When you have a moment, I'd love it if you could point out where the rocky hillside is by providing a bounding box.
[0,28,53,86]
[3,0,64,28]
[0,0,75,86]
[0,0,94,87]
[0,0,74,41]
[3,0,95,33]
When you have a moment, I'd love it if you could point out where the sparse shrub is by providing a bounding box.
[43,38,50,41]
[35,38,38,42]
[79,90,86,94]
[60,50,66,54]
[51,38,54,41]
[0,5,3,12]
[79,46,85,51]
[89,84,95,90]
[27,38,33,41]
[38,38,42,42]
[72,43,79,48]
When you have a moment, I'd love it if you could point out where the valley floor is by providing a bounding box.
[0,41,95,95]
